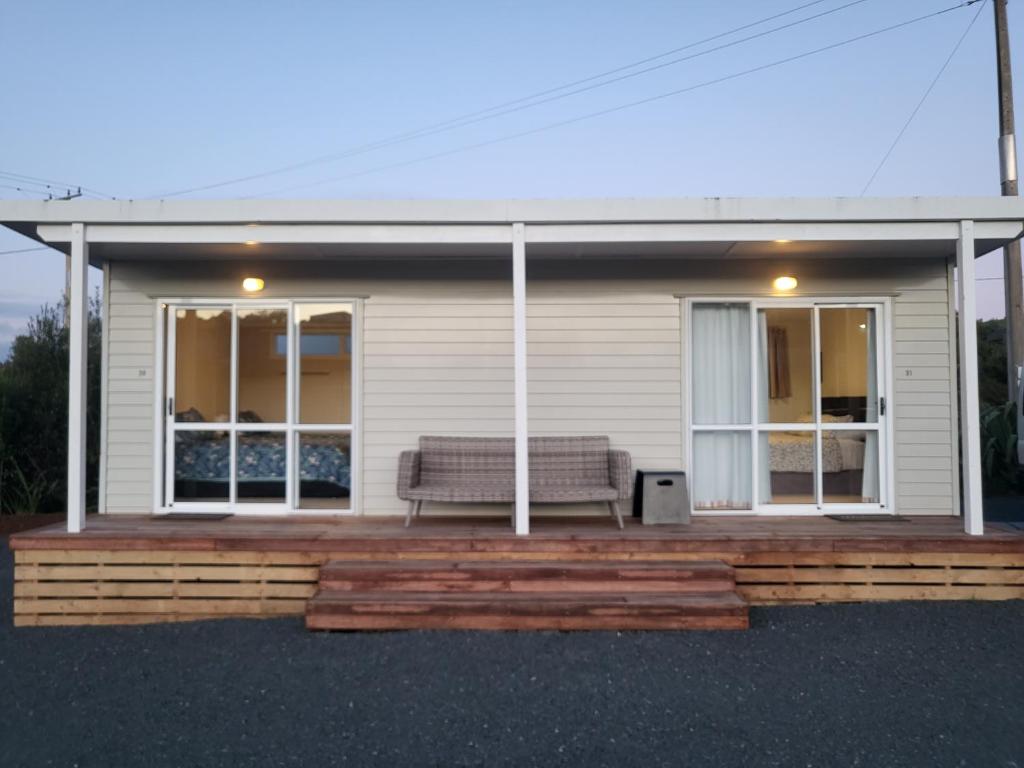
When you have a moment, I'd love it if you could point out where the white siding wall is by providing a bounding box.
[362,288,514,517]
[104,271,157,513]
[525,288,682,516]
[102,255,958,517]
[892,266,959,515]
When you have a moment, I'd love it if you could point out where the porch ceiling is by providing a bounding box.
[32,236,1012,267]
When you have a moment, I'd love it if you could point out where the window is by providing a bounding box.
[690,304,752,510]
[689,300,886,513]
[163,300,357,513]
[274,333,350,357]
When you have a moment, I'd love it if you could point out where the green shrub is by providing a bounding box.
[980,400,1022,495]
[0,295,101,515]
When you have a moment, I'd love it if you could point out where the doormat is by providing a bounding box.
[825,514,909,523]
[154,513,234,521]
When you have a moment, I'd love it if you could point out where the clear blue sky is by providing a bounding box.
[0,0,1021,356]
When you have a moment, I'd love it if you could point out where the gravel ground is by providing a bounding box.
[1,541,1022,768]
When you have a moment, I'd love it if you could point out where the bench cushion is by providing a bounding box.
[529,436,610,490]
[417,436,515,501]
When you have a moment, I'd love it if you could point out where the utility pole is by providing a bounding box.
[995,0,1024,399]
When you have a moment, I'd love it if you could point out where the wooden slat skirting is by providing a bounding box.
[13,546,1024,626]
[734,552,1024,603]
[13,549,319,626]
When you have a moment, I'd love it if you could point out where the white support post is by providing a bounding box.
[957,220,984,536]
[512,222,530,536]
[67,223,89,533]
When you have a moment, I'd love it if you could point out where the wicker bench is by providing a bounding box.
[397,435,632,528]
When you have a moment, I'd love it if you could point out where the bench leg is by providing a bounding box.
[405,501,416,528]
[416,500,423,519]
[609,501,624,530]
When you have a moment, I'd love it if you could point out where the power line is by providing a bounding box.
[252,2,975,198]
[0,246,58,256]
[0,183,48,196]
[0,178,72,196]
[316,0,872,173]
[0,170,109,199]
[860,0,986,194]
[0,170,113,199]
[153,0,866,198]
[0,181,85,200]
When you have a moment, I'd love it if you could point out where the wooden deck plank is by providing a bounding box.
[306,590,749,631]
[739,584,1024,602]
[11,515,1023,556]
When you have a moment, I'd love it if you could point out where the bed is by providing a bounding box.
[767,431,866,496]
[766,397,871,499]
[174,431,351,501]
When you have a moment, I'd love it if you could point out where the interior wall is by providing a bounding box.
[764,309,813,424]
[237,309,287,423]
[820,308,870,399]
[299,306,352,425]
[174,309,230,421]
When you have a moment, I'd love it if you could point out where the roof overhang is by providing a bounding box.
[2,197,1022,265]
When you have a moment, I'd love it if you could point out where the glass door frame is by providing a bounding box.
[683,296,893,516]
[156,297,360,516]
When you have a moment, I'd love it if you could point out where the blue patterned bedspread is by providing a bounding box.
[175,433,350,489]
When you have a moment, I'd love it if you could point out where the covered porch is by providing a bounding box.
[2,197,1024,539]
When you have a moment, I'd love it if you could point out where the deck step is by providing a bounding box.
[317,559,735,594]
[306,590,748,631]
[307,558,748,631]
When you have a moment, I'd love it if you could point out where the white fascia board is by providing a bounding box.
[7,196,1024,226]
[36,219,1023,252]
[527,222,959,243]
[38,223,513,244]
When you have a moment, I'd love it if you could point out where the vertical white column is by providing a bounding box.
[67,223,89,533]
[97,262,110,515]
[957,220,984,536]
[512,222,530,536]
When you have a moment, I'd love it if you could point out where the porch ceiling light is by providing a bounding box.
[773,275,798,291]
[242,277,265,292]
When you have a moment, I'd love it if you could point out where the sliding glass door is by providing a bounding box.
[689,300,887,514]
[163,301,355,514]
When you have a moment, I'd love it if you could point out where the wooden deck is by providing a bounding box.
[9,515,1024,626]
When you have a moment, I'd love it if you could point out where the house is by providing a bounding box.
[3,196,1024,628]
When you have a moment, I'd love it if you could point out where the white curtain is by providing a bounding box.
[693,433,751,510]
[692,305,750,425]
[861,309,880,502]
[692,305,752,509]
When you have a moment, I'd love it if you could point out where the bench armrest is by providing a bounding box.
[608,450,633,500]
[397,450,421,499]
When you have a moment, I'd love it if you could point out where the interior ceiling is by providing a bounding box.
[61,237,1010,267]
